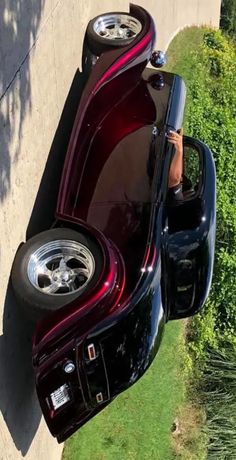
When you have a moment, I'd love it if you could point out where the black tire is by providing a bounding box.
[11,228,104,321]
[86,12,143,56]
[82,40,99,78]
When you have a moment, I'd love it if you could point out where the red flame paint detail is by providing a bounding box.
[93,31,153,94]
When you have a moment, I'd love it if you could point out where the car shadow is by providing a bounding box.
[27,68,86,239]
[0,67,86,455]
[0,281,41,456]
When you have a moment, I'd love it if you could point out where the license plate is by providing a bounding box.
[50,384,70,410]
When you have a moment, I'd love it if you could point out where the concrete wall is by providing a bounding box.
[0,1,221,459]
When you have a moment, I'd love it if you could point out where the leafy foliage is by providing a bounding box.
[167,27,236,460]
[181,30,236,352]
[220,0,236,39]
[166,28,236,355]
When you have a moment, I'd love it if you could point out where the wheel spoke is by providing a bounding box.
[42,281,62,294]
[37,267,53,279]
[66,282,75,293]
[59,257,67,271]
[73,267,89,277]
[102,28,110,37]
[63,255,74,264]
[114,24,122,38]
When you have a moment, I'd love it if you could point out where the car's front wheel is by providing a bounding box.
[11,228,104,320]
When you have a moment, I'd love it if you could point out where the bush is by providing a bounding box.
[220,0,236,39]
[167,27,236,459]
[182,30,236,354]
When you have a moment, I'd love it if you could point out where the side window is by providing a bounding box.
[167,140,201,205]
[183,144,200,194]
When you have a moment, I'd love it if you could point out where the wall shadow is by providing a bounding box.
[0,0,45,202]
[0,1,45,454]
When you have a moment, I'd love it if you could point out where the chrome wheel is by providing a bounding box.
[27,239,95,296]
[93,14,142,41]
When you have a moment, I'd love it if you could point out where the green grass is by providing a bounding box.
[165,27,206,76]
[63,322,186,460]
[63,26,210,460]
[165,26,209,135]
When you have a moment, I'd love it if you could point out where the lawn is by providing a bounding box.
[63,322,186,460]
[63,26,209,460]
[164,27,206,75]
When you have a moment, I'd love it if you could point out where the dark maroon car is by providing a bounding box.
[11,5,216,442]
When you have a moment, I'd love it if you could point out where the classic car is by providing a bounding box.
[11,4,216,442]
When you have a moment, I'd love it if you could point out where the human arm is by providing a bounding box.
[167,128,184,188]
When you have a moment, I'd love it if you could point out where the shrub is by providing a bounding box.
[182,30,236,354]
[220,0,236,39]
[167,27,236,459]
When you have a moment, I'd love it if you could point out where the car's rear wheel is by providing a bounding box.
[11,228,104,320]
[86,12,143,55]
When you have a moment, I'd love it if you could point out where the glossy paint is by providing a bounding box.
[33,67,184,355]
[32,5,216,442]
[56,4,156,218]
[165,136,216,319]
[35,225,165,442]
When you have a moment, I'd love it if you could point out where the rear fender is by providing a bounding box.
[56,5,156,218]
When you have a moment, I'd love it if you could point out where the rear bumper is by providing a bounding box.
[35,337,111,442]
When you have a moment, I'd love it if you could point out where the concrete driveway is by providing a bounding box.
[0,1,221,459]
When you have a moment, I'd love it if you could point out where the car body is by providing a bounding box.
[12,5,216,442]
